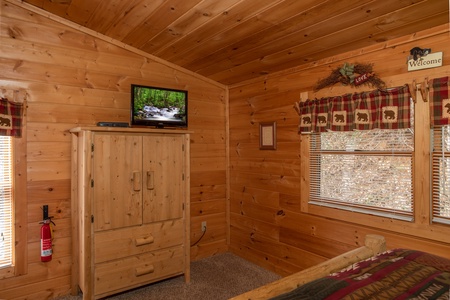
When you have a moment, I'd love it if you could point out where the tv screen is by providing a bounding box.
[131,84,188,128]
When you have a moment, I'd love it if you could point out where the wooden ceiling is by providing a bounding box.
[21,0,450,85]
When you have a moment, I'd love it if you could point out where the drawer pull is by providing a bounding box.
[135,265,155,277]
[147,171,154,190]
[135,235,155,246]
[132,171,141,191]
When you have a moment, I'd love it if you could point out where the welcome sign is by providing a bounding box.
[408,52,443,71]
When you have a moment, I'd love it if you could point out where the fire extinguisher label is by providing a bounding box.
[41,239,52,256]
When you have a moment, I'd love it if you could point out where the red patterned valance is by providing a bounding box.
[296,85,412,133]
[429,76,450,127]
[0,97,24,137]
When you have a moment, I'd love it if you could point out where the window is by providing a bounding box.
[429,76,450,225]
[0,95,26,278]
[0,132,27,278]
[431,125,450,224]
[309,102,415,221]
[0,136,13,268]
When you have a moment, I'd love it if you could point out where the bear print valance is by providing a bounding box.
[295,85,412,133]
[429,76,449,127]
[0,97,24,137]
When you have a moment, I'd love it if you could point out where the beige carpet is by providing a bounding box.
[56,252,281,300]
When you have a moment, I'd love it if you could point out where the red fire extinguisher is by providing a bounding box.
[40,205,54,262]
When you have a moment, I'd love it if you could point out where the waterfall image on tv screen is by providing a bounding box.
[131,84,187,128]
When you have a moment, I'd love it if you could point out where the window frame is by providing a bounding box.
[300,87,432,232]
[308,128,414,221]
[431,126,450,224]
[0,120,27,279]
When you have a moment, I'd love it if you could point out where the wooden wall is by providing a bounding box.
[0,1,227,299]
[229,25,450,276]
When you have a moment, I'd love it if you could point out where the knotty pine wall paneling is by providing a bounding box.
[0,1,227,298]
[229,25,450,276]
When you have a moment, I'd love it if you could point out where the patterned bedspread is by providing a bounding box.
[271,249,450,300]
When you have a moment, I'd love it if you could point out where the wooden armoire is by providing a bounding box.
[70,127,190,299]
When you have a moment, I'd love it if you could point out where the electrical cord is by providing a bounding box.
[190,227,206,247]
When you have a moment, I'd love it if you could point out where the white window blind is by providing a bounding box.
[309,127,414,220]
[0,136,13,268]
[431,126,450,224]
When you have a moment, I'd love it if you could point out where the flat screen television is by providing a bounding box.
[130,84,188,128]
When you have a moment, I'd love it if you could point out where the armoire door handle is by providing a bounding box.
[147,171,154,190]
[132,171,141,191]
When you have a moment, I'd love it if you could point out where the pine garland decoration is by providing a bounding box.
[314,63,385,92]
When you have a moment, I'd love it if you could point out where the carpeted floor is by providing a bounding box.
[56,252,281,300]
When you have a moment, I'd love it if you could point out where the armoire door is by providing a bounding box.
[92,133,143,231]
[142,134,185,223]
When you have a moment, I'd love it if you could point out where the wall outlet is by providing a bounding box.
[201,221,207,232]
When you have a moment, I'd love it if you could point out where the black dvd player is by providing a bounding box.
[97,122,129,127]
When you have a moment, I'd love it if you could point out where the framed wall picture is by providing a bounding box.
[259,122,276,150]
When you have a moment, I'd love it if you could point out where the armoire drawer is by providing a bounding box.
[94,219,184,263]
[94,246,185,297]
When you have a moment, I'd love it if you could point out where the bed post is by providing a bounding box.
[364,234,386,255]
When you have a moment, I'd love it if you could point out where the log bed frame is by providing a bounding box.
[230,234,386,300]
